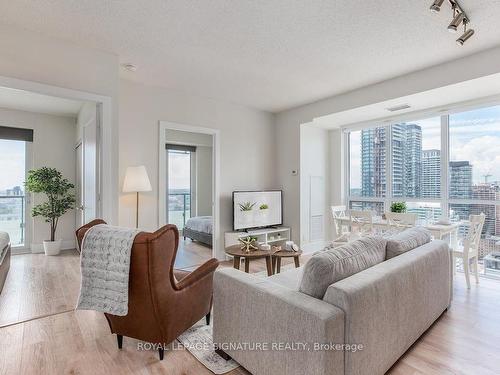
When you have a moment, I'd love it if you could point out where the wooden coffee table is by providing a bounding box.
[225,245,274,276]
[272,250,303,273]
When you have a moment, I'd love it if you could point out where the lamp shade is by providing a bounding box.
[123,165,152,192]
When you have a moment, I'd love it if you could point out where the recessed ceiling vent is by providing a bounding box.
[386,104,411,112]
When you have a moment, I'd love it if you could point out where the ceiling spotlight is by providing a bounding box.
[430,0,445,13]
[448,11,465,33]
[457,28,475,46]
[121,63,137,72]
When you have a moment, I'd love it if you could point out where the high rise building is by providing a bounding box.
[422,150,441,198]
[361,123,422,198]
[404,124,422,197]
[361,127,386,197]
[449,161,473,199]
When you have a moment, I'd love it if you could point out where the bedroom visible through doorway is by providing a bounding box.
[164,128,215,268]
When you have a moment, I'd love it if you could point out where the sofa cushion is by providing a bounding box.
[386,227,432,259]
[299,236,386,299]
[268,266,303,291]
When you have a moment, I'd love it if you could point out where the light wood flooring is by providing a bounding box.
[1,246,499,374]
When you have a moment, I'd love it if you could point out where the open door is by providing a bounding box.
[76,103,100,226]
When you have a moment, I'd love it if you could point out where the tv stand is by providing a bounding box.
[225,227,291,248]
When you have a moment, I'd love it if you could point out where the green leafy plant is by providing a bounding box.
[238,202,256,211]
[259,203,269,210]
[25,167,76,241]
[390,202,407,213]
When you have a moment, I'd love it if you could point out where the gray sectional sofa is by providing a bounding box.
[213,230,452,375]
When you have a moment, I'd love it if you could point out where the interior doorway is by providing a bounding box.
[159,121,221,264]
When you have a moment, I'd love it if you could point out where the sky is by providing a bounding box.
[0,140,25,192]
[168,150,191,190]
[350,105,500,190]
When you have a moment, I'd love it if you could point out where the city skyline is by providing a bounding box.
[350,105,500,190]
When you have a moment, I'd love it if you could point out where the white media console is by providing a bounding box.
[224,227,291,248]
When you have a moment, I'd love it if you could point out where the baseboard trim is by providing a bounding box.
[30,239,76,254]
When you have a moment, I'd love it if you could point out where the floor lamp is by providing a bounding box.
[123,165,152,228]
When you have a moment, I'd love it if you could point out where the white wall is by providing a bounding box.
[0,107,76,250]
[276,46,500,244]
[299,125,330,251]
[196,146,213,216]
[118,79,276,257]
[0,24,119,224]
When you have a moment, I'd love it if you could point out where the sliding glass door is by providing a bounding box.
[166,145,195,230]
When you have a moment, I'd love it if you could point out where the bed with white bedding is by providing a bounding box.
[182,216,213,247]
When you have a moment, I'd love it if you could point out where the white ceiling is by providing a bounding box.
[1,1,500,112]
[312,73,500,128]
[0,86,84,117]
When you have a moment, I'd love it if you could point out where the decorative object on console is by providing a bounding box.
[259,203,268,210]
[259,243,271,251]
[25,167,76,256]
[238,236,258,252]
[123,165,152,228]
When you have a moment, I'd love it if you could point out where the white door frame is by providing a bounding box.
[0,75,116,226]
[158,121,222,260]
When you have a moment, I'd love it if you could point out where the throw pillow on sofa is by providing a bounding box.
[386,227,432,259]
[299,236,387,299]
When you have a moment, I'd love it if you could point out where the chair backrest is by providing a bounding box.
[348,210,374,233]
[464,214,485,253]
[385,212,418,227]
[331,205,347,239]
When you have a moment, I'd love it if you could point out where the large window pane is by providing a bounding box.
[449,106,500,200]
[349,127,386,198]
[0,139,26,246]
[391,118,441,198]
[404,201,442,223]
[349,201,384,216]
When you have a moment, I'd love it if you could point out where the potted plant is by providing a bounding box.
[390,202,407,213]
[25,167,75,256]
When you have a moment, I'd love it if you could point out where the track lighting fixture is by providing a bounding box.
[429,0,474,45]
[429,0,445,13]
[457,21,475,46]
[448,8,464,32]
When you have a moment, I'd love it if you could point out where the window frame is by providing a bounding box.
[344,105,500,218]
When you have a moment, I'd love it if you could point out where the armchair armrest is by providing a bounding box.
[175,258,219,290]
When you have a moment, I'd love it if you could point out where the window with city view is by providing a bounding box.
[0,139,26,246]
[167,148,192,230]
[347,105,500,277]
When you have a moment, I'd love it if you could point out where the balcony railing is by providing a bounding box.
[0,195,25,246]
[168,193,191,230]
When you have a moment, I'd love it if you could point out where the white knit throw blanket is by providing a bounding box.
[76,224,140,316]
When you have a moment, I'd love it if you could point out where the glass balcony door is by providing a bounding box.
[167,147,194,230]
[0,139,30,249]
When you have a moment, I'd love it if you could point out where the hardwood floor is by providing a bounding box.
[0,240,211,327]
[1,248,500,374]
[0,250,80,327]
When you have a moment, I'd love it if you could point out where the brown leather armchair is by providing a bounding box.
[76,219,219,360]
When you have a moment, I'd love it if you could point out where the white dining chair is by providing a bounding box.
[385,212,418,233]
[348,210,374,235]
[331,205,349,240]
[452,213,485,289]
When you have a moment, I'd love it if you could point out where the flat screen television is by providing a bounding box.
[233,190,282,231]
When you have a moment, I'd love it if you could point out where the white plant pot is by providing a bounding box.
[43,239,62,256]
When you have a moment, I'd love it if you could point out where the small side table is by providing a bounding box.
[225,245,274,276]
[272,250,303,274]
